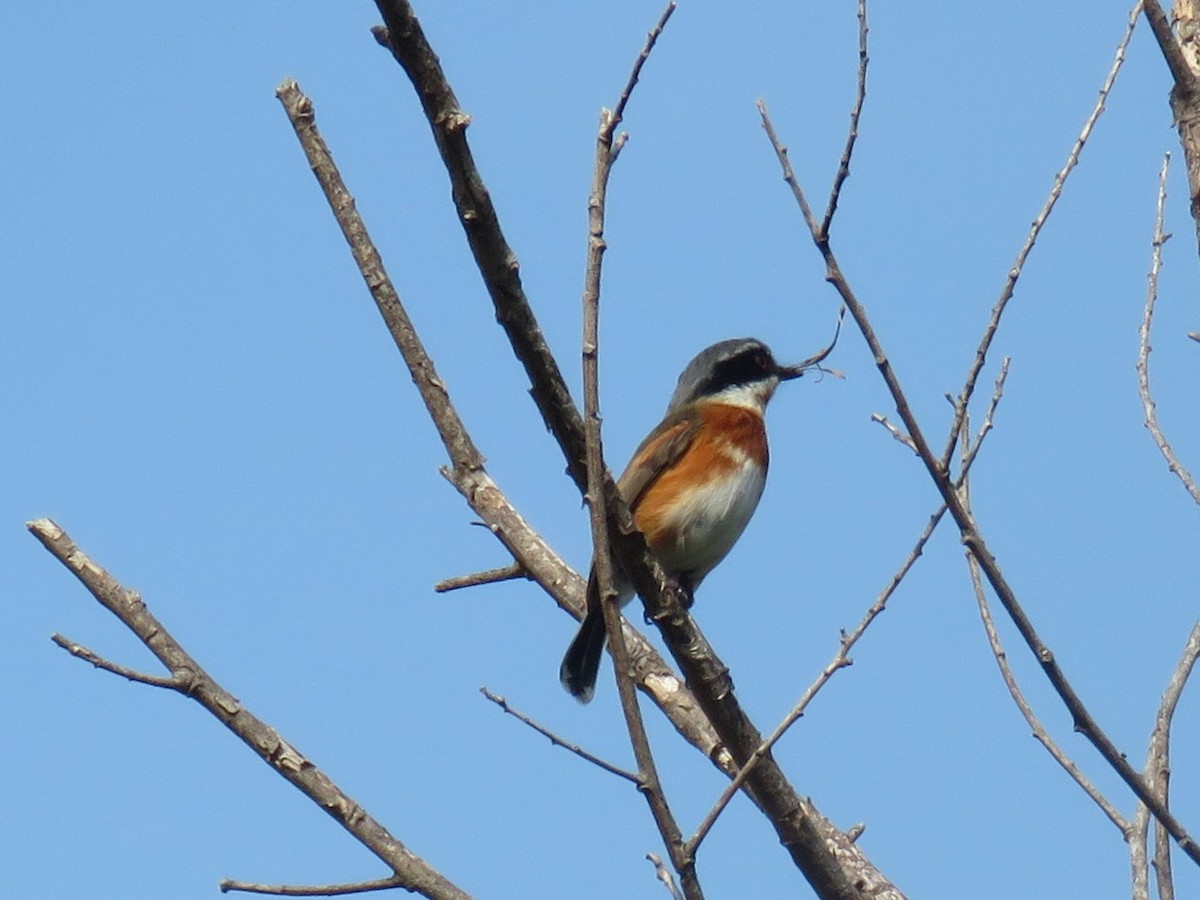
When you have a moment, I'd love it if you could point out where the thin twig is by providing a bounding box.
[30,519,468,900]
[579,6,697,896]
[870,414,917,453]
[646,853,686,900]
[958,407,1125,831]
[51,633,182,690]
[1138,152,1200,505]
[821,0,869,237]
[940,0,1142,467]
[612,3,676,125]
[219,876,405,896]
[433,564,528,593]
[967,557,1128,833]
[963,358,1010,469]
[479,687,640,784]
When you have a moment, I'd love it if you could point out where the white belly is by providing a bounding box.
[656,459,767,584]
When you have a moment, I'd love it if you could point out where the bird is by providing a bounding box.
[560,337,804,702]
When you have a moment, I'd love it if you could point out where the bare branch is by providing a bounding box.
[368,1,744,778]
[822,0,869,236]
[371,0,590,491]
[51,633,182,690]
[1137,152,1200,505]
[967,555,1128,833]
[1133,803,1152,900]
[962,358,1010,471]
[275,77,568,607]
[479,687,640,784]
[433,564,528,594]
[959,403,1127,838]
[870,414,917,453]
[647,853,686,900]
[611,2,676,125]
[29,519,468,900]
[940,0,1141,465]
[219,876,405,896]
[579,8,698,895]
[1143,0,1195,87]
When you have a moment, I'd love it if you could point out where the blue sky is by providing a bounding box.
[5,2,1199,898]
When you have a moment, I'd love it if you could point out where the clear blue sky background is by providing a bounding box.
[5,3,1199,898]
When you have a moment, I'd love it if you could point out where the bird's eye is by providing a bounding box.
[755,352,768,369]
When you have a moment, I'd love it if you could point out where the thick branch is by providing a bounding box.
[371,1,589,489]
[1144,0,1200,260]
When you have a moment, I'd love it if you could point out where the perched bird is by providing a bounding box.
[560,337,804,702]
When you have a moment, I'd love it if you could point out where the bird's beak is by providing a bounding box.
[776,363,806,382]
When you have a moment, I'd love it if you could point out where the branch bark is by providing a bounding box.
[1144,0,1200,259]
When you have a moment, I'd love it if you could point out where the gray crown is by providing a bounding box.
[666,338,780,412]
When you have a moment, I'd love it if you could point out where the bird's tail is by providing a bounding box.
[559,595,608,704]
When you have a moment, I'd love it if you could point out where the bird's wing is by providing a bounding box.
[616,407,701,510]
